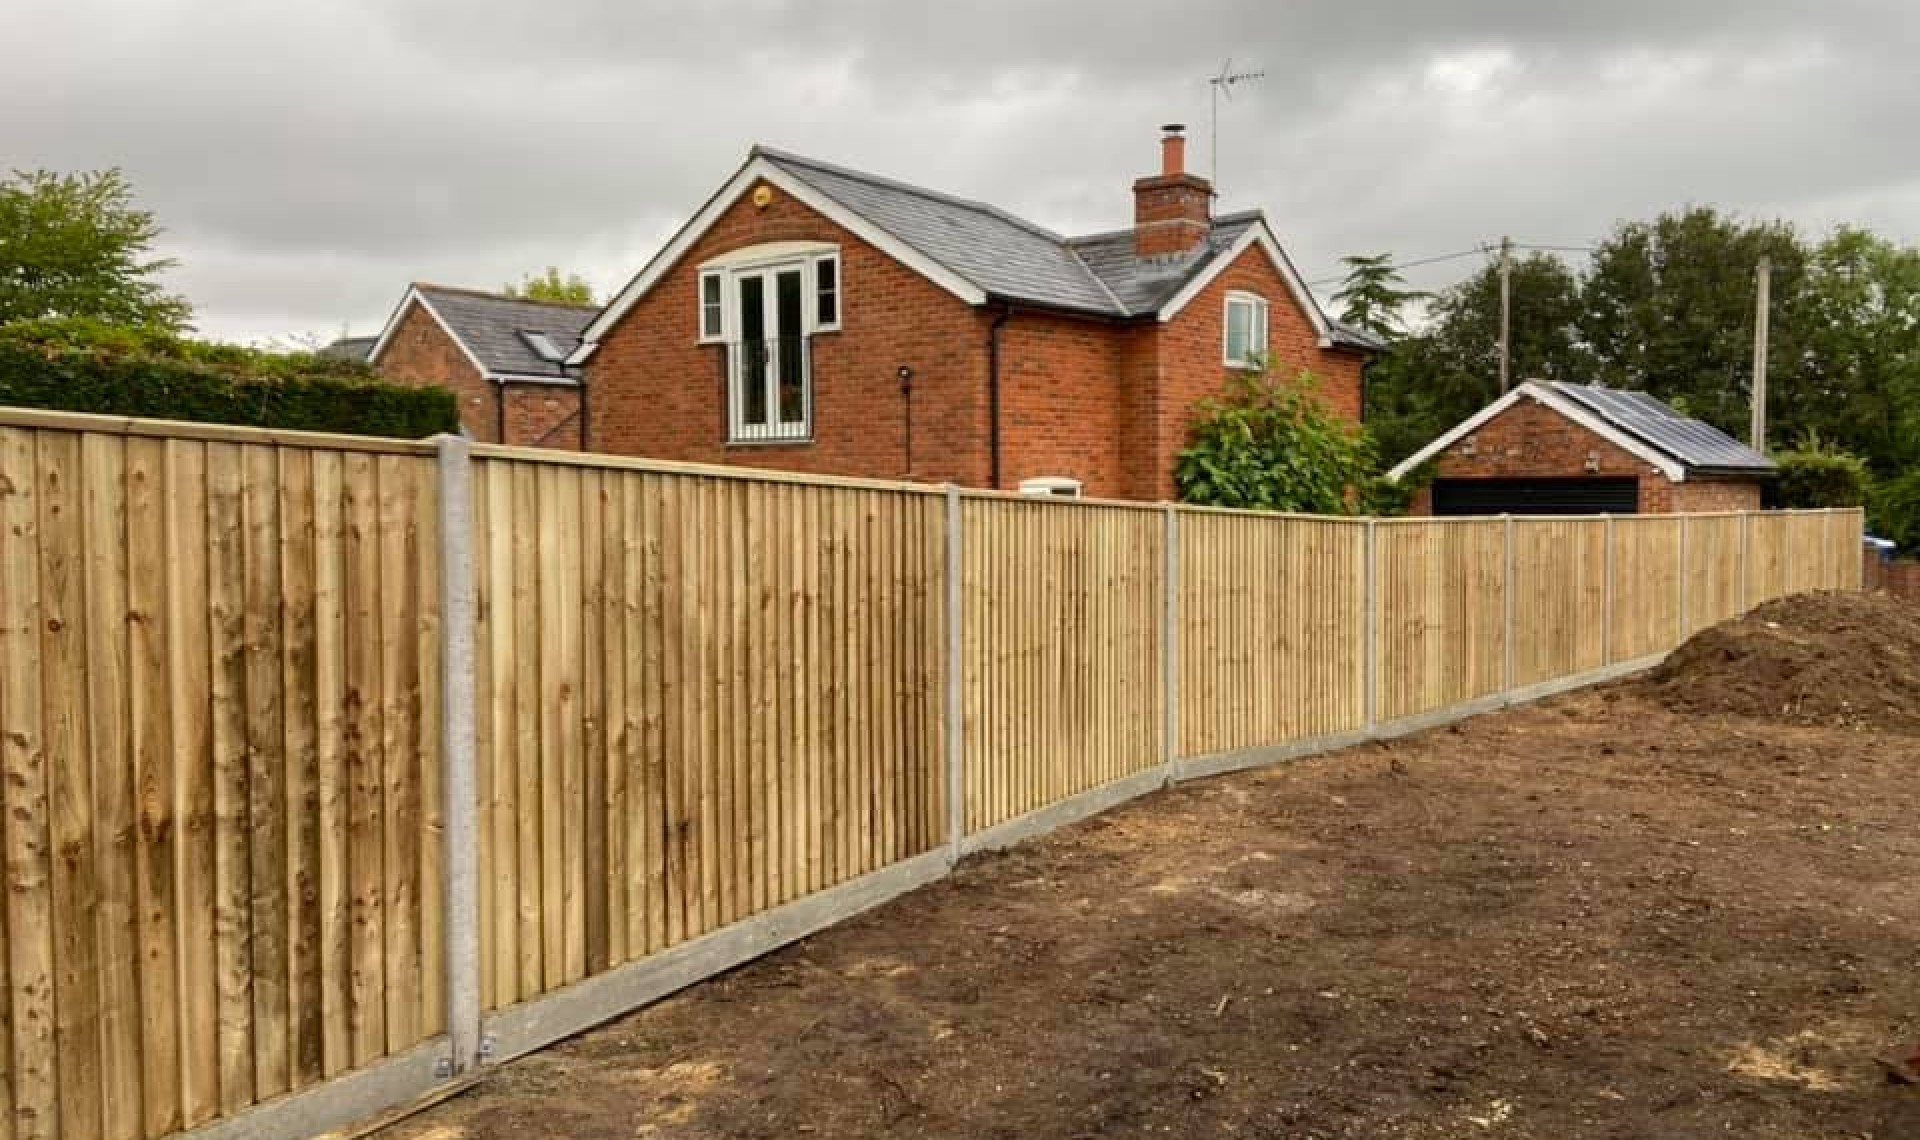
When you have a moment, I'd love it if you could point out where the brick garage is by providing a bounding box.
[1393,381,1774,516]
[577,131,1376,501]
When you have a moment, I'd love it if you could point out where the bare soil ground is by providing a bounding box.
[386,592,1920,1140]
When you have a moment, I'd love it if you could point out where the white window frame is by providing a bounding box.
[698,270,725,343]
[813,251,841,332]
[1018,476,1083,499]
[1223,290,1270,369]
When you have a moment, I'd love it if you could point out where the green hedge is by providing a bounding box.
[1772,446,1871,509]
[0,320,457,439]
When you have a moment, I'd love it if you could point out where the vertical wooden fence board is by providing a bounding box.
[2,428,53,1140]
[307,451,351,1081]
[34,430,98,1140]
[339,450,385,1071]
[277,449,323,1093]
[79,434,144,1140]
[126,437,182,1135]
[165,440,220,1123]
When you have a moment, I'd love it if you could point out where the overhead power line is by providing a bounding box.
[1308,241,1599,288]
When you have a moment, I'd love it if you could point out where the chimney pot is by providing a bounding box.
[1160,123,1187,177]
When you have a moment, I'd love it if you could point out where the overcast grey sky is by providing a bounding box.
[6,0,1917,344]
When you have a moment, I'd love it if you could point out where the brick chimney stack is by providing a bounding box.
[1133,123,1213,258]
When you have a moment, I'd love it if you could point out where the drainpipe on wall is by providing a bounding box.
[576,371,591,450]
[493,377,507,444]
[988,305,1013,489]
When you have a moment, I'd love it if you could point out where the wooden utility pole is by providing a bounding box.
[1751,256,1771,451]
[1497,236,1513,394]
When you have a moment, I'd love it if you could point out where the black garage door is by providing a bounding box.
[1431,477,1639,516]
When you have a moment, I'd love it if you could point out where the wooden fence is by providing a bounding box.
[0,408,1868,1140]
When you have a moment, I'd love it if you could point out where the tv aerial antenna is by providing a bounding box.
[1208,58,1265,188]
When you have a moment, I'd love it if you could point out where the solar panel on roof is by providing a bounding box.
[1549,383,1773,471]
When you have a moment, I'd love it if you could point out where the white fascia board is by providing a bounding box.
[1157,220,1333,346]
[367,287,492,381]
[1383,382,1688,483]
[571,155,988,364]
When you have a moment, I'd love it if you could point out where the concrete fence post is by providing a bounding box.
[1162,504,1180,782]
[432,434,481,1076]
[1364,519,1379,731]
[945,486,965,863]
[1502,515,1515,694]
[1601,515,1615,666]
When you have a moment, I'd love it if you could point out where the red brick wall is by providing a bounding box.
[1405,396,1765,515]
[997,310,1128,496]
[375,302,497,441]
[1663,478,1763,514]
[503,385,583,449]
[586,178,993,486]
[1138,243,1367,501]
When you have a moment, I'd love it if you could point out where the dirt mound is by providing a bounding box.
[1642,590,1920,733]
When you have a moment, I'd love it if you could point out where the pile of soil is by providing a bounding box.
[1642,590,1920,733]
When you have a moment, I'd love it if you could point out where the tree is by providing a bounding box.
[1794,227,1920,477]
[1580,207,1804,440]
[1331,253,1427,340]
[1176,368,1380,514]
[504,267,595,305]
[0,168,191,330]
[1364,252,1588,465]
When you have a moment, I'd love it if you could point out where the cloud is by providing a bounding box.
[3,0,1916,343]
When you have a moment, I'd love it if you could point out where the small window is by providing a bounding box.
[1018,476,1083,499]
[700,271,725,341]
[1224,292,1269,368]
[519,329,566,363]
[814,254,840,330]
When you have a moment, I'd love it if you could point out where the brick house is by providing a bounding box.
[570,126,1382,500]
[366,284,597,447]
[1389,381,1776,515]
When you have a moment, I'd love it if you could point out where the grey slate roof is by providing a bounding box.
[319,335,375,362]
[414,285,597,381]
[1065,212,1262,315]
[754,147,1366,346]
[758,148,1122,315]
[1549,382,1776,474]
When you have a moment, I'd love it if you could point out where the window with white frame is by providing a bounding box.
[696,242,841,442]
[1224,291,1269,368]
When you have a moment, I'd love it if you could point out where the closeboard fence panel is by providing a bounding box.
[961,497,1164,835]
[0,417,444,1140]
[1608,516,1684,662]
[1509,518,1609,688]
[1176,512,1367,756]
[1374,519,1507,722]
[470,455,948,1013]
[1747,513,1793,604]
[1682,515,1747,635]
[0,403,1874,1140]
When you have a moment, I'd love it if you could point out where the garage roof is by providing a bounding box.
[1386,381,1777,483]
[1547,383,1775,475]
